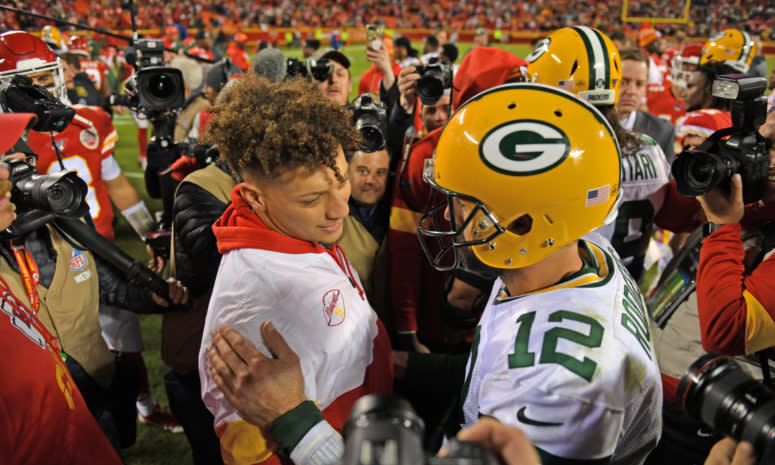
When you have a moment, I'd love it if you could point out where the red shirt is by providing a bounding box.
[28,105,120,240]
[0,286,121,464]
[646,80,686,125]
[357,62,403,95]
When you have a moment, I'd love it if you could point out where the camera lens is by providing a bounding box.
[416,75,444,106]
[359,125,383,152]
[671,151,737,197]
[678,353,775,461]
[146,73,174,100]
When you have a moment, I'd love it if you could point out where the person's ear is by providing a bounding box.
[238,181,267,214]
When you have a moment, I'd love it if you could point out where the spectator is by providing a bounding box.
[318,49,355,106]
[302,39,320,59]
[420,34,440,63]
[393,36,420,68]
[617,48,677,162]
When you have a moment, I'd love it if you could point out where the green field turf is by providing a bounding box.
[110,42,775,465]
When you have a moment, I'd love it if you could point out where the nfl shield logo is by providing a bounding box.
[70,249,88,271]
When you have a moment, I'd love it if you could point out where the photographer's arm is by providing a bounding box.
[208,324,344,465]
[96,255,188,312]
[696,176,775,355]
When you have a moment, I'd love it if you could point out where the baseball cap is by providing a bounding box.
[639,23,659,47]
[0,113,36,154]
[314,48,351,69]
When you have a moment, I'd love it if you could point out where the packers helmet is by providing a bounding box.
[418,83,622,271]
[700,29,756,73]
[41,25,62,51]
[526,26,622,106]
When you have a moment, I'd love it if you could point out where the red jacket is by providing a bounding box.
[696,204,775,356]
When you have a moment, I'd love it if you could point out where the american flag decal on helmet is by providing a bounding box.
[585,185,610,207]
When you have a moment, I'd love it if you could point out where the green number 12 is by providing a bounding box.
[507,310,603,382]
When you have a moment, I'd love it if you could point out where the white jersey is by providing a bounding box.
[593,134,670,267]
[461,234,662,464]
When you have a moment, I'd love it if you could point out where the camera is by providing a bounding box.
[0,75,75,132]
[677,353,775,462]
[350,94,387,153]
[0,157,89,238]
[145,230,171,260]
[414,58,454,106]
[286,57,333,82]
[672,75,771,204]
[109,39,185,113]
[343,395,498,465]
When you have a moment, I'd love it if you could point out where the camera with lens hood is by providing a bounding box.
[343,395,498,465]
[678,353,775,462]
[414,58,454,106]
[286,57,334,82]
[672,75,771,204]
[108,39,185,113]
[349,94,387,153]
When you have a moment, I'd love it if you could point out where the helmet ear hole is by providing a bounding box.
[507,214,532,236]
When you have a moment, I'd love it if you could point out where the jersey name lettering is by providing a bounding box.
[622,152,659,182]
[609,246,653,358]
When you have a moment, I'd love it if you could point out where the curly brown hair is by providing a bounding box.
[203,75,359,181]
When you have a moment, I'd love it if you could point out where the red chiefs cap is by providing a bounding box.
[0,113,36,154]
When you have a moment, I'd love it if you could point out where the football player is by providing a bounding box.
[699,29,757,74]
[525,26,672,281]
[203,83,663,465]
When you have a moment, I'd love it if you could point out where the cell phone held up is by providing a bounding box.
[366,25,385,51]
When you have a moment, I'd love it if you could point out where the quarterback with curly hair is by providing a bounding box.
[199,75,393,465]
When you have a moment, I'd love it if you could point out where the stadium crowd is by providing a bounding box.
[1,2,775,465]
[2,0,775,37]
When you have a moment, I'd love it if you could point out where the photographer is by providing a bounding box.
[0,113,123,465]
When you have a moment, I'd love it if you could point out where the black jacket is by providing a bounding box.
[172,163,232,297]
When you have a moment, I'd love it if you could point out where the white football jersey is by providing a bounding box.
[593,134,670,266]
[461,234,662,464]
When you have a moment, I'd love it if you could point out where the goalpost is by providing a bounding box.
[621,0,692,24]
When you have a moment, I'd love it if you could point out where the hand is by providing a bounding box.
[397,66,421,113]
[145,244,165,273]
[151,277,189,307]
[704,438,756,465]
[206,323,307,431]
[453,417,540,465]
[366,45,395,92]
[697,174,745,225]
[397,332,431,353]
[0,162,16,231]
[392,350,409,379]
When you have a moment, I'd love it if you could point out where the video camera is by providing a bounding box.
[678,353,775,462]
[414,58,454,106]
[349,94,387,153]
[108,39,185,113]
[343,395,498,465]
[672,75,771,204]
[286,57,333,82]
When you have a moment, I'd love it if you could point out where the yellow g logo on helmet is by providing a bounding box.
[480,120,570,176]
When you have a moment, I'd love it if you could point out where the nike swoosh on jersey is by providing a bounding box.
[516,407,563,427]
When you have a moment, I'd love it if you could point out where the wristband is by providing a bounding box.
[270,400,324,457]
[121,201,155,238]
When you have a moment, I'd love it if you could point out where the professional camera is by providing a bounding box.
[109,39,185,113]
[672,75,771,204]
[677,353,775,462]
[343,395,498,465]
[0,75,74,132]
[414,58,454,106]
[286,57,333,82]
[350,94,387,153]
[1,157,88,219]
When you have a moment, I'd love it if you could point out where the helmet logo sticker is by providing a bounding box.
[526,38,551,63]
[480,120,570,176]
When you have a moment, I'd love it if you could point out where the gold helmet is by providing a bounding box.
[41,25,63,51]
[700,29,756,73]
[525,26,622,106]
[418,83,622,271]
